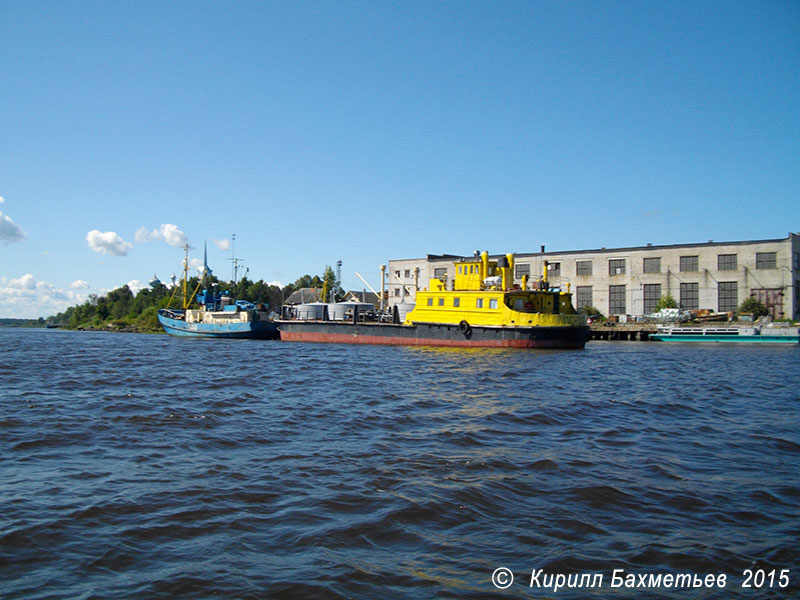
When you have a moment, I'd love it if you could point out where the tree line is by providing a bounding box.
[48,266,341,332]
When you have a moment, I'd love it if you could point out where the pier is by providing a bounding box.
[590,323,657,341]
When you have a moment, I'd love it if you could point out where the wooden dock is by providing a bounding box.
[590,323,657,341]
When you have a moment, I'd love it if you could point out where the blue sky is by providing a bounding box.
[1,1,798,318]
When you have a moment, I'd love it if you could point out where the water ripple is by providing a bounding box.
[1,330,798,599]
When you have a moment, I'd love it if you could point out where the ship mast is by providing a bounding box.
[181,243,195,309]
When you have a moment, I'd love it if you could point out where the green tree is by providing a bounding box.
[738,296,768,317]
[581,305,603,317]
[655,294,677,311]
[322,265,343,302]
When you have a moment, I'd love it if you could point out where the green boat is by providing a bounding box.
[651,326,799,343]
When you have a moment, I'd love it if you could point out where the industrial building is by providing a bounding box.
[387,233,800,321]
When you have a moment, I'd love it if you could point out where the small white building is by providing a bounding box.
[387,233,800,321]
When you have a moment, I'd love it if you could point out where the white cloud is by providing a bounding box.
[0,274,89,318]
[9,274,36,290]
[0,196,4,203]
[71,280,90,289]
[136,223,188,247]
[212,238,230,251]
[0,211,26,244]
[86,230,132,256]
[189,258,205,274]
[126,279,147,293]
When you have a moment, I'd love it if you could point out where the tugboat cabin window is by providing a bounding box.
[489,299,498,309]
[438,298,445,306]
[476,298,484,308]
[427,297,433,306]
[453,298,460,307]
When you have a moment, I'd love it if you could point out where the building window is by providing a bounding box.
[643,283,662,314]
[680,282,699,310]
[643,257,661,273]
[548,262,560,275]
[609,259,626,275]
[796,281,800,316]
[476,298,484,308]
[404,269,410,278]
[489,299,498,309]
[515,263,530,278]
[576,260,592,276]
[576,286,592,310]
[609,285,626,314]
[453,297,460,307]
[680,256,698,272]
[394,288,401,297]
[394,271,400,279]
[756,252,777,269]
[718,282,738,312]
[794,253,800,271]
[718,254,737,271]
[434,267,447,279]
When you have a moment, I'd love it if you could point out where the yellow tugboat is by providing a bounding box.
[277,251,590,349]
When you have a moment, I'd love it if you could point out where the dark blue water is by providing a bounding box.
[1,328,798,599]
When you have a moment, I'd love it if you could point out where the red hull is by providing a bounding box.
[278,330,584,349]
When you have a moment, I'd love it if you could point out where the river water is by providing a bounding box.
[1,328,798,599]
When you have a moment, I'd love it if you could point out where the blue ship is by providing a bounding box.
[157,243,279,339]
[157,296,278,339]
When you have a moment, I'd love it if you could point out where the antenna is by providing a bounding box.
[336,259,342,299]
[226,233,245,285]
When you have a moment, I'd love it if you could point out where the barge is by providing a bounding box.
[277,251,590,349]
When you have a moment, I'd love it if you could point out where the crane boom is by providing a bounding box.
[354,272,379,297]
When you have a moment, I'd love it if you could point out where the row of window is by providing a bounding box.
[594,253,776,276]
[575,282,741,314]
[426,297,498,309]
[511,252,779,278]
[398,251,798,283]
[396,251,789,291]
